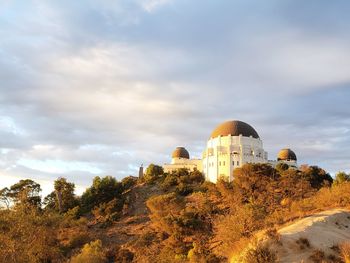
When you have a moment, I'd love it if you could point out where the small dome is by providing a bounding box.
[172,147,190,159]
[210,120,260,139]
[277,148,297,161]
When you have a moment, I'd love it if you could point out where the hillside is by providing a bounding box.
[276,209,350,262]
[1,164,350,262]
[90,183,162,251]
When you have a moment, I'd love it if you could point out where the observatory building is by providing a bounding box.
[163,147,202,173]
[162,120,298,183]
[202,120,268,183]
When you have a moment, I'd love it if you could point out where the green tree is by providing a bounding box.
[233,163,279,207]
[81,176,123,211]
[300,165,333,189]
[144,164,164,184]
[0,206,63,262]
[275,162,289,172]
[121,176,137,191]
[54,177,76,213]
[44,177,77,213]
[334,171,350,185]
[8,179,41,208]
[0,187,11,209]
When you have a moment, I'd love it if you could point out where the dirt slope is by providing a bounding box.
[274,209,350,262]
[90,183,163,248]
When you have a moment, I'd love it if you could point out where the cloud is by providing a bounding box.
[139,0,173,12]
[1,1,350,194]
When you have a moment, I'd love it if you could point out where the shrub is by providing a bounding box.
[92,198,123,225]
[81,176,123,212]
[135,232,157,247]
[160,174,178,190]
[309,249,325,263]
[243,243,277,263]
[296,237,311,250]
[121,176,137,191]
[214,205,265,257]
[66,232,91,250]
[143,164,164,184]
[265,228,281,243]
[115,248,134,263]
[340,242,350,263]
[70,240,107,263]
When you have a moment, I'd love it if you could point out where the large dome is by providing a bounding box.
[210,120,260,139]
[172,147,190,159]
[277,148,297,161]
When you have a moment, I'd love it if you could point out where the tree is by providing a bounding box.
[300,165,333,189]
[144,164,164,184]
[334,171,350,185]
[54,177,76,213]
[44,177,77,213]
[81,176,123,211]
[121,176,137,191]
[275,162,289,172]
[233,163,279,207]
[0,187,11,209]
[0,205,63,262]
[8,179,41,208]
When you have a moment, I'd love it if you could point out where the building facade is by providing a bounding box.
[163,146,202,173]
[162,120,298,183]
[202,120,268,183]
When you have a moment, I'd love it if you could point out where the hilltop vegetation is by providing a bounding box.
[0,163,350,262]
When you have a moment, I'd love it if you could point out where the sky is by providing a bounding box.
[1,0,350,196]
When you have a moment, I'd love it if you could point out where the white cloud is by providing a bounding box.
[1,0,350,195]
[139,0,173,12]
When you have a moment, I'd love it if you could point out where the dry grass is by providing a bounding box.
[243,243,277,263]
[309,249,325,263]
[340,242,350,263]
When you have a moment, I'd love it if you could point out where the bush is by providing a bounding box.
[341,242,350,263]
[0,207,63,262]
[92,198,123,225]
[309,249,325,263]
[143,164,164,184]
[160,174,178,190]
[296,237,311,250]
[115,248,134,263]
[70,240,107,263]
[243,243,277,263]
[81,176,123,212]
[135,232,157,247]
[66,232,91,249]
[121,176,137,191]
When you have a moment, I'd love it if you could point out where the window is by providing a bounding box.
[232,161,235,166]
[237,161,239,166]
[219,161,221,166]
[223,161,225,166]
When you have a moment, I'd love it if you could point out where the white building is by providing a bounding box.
[162,120,298,183]
[163,147,202,173]
[202,120,268,183]
[274,148,298,168]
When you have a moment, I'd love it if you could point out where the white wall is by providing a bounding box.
[202,135,268,183]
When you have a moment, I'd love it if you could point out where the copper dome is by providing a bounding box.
[210,120,260,139]
[172,147,190,159]
[277,148,297,161]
